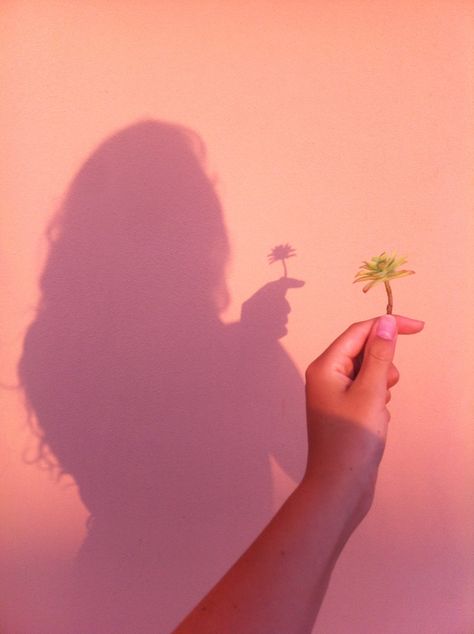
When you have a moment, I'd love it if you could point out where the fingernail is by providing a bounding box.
[376,314,397,341]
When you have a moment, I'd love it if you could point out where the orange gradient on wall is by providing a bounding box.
[1,2,473,632]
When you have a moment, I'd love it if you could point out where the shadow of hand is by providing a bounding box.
[240,277,305,339]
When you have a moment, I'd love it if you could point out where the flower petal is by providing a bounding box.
[362,280,379,293]
[388,269,415,279]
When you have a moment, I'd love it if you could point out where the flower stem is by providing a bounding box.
[282,259,288,278]
[384,281,393,314]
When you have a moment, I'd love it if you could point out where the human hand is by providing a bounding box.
[240,277,305,339]
[304,314,424,518]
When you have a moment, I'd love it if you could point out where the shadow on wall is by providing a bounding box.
[18,120,307,633]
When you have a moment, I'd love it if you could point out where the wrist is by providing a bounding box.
[300,466,377,532]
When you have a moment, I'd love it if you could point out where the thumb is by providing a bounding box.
[354,314,398,396]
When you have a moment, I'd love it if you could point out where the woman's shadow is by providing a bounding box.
[19,120,307,633]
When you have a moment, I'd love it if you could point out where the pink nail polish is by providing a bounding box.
[377,314,396,340]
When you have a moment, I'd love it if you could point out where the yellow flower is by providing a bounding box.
[268,244,296,277]
[353,251,415,314]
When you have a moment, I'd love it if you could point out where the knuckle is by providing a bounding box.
[305,362,316,383]
[388,364,400,388]
[305,356,324,381]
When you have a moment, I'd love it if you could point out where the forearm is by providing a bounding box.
[172,313,422,632]
[172,474,370,634]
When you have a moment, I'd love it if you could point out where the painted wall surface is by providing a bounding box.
[1,2,473,632]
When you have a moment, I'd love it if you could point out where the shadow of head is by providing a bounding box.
[44,120,230,325]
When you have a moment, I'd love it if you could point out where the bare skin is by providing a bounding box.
[172,314,425,634]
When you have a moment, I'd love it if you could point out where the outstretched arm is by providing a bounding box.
[172,314,424,634]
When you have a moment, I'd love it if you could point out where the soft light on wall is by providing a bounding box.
[1,2,473,632]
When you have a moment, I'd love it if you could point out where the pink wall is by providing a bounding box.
[1,2,473,632]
